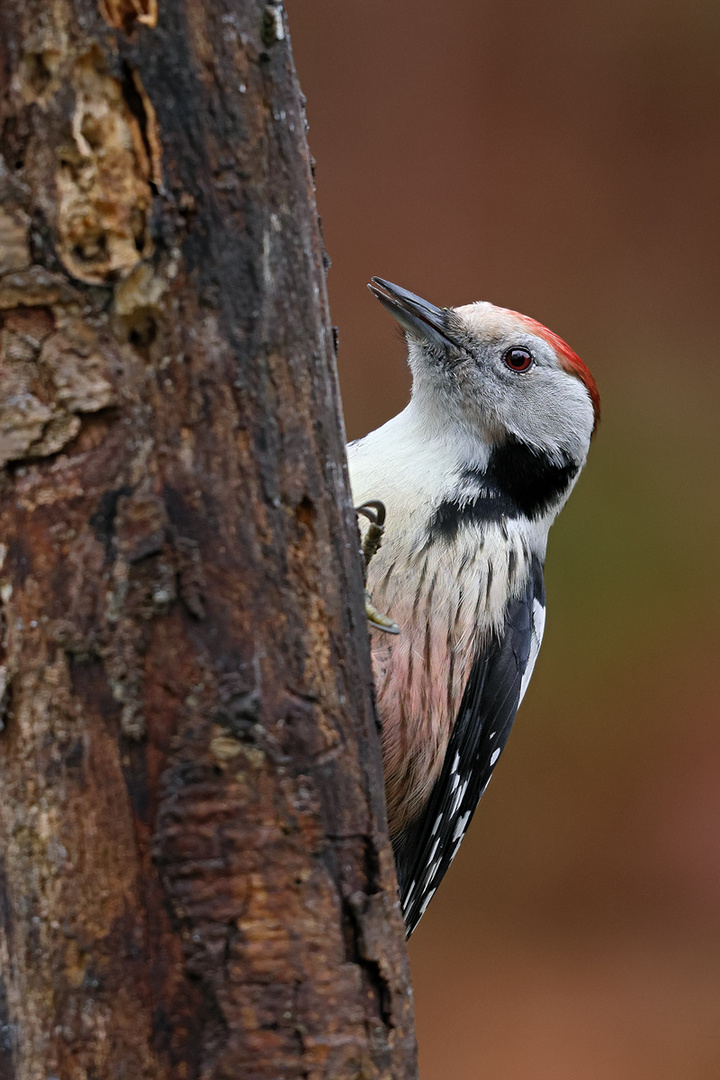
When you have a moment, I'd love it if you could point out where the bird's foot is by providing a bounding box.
[355,500,400,635]
[364,590,400,634]
[357,499,387,569]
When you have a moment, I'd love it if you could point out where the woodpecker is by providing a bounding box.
[348,278,599,936]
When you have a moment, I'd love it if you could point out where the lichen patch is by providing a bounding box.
[16,23,68,105]
[98,0,158,32]
[0,267,80,310]
[39,323,119,413]
[0,314,122,466]
[114,260,167,318]
[0,392,54,466]
[0,208,32,274]
[55,49,155,285]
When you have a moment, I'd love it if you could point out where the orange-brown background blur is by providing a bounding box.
[288,2,720,1077]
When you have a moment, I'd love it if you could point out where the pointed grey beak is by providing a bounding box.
[368,277,463,353]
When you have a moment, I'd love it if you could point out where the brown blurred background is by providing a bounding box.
[287,2,720,1076]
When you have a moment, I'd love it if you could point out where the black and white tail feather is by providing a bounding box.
[395,557,546,936]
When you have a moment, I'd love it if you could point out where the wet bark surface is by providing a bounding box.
[0,2,417,1077]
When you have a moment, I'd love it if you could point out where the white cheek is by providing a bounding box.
[498,370,594,464]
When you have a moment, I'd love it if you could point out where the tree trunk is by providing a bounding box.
[0,2,417,1077]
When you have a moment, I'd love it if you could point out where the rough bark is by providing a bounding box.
[0,2,417,1078]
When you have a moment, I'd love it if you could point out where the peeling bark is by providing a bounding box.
[0,2,417,1078]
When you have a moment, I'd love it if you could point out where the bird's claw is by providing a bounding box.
[356,499,387,568]
[365,590,400,635]
[355,500,400,635]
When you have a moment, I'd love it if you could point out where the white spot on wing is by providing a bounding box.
[419,888,436,917]
[452,809,471,841]
[490,747,501,766]
[450,777,469,815]
[519,598,546,705]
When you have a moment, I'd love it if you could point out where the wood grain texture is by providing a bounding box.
[0,2,417,1076]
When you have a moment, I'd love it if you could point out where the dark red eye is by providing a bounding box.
[503,347,534,372]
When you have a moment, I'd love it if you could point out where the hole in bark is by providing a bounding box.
[214,687,262,740]
[80,113,104,151]
[73,232,108,263]
[128,312,157,349]
[6,537,32,587]
[120,61,160,189]
[0,676,13,734]
[296,495,315,528]
[89,485,134,552]
[63,739,85,768]
[24,52,53,96]
[2,116,27,171]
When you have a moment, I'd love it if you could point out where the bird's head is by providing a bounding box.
[369,277,599,469]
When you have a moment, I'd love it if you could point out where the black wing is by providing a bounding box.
[394,555,545,936]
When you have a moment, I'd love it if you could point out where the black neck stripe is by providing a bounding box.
[429,437,578,541]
